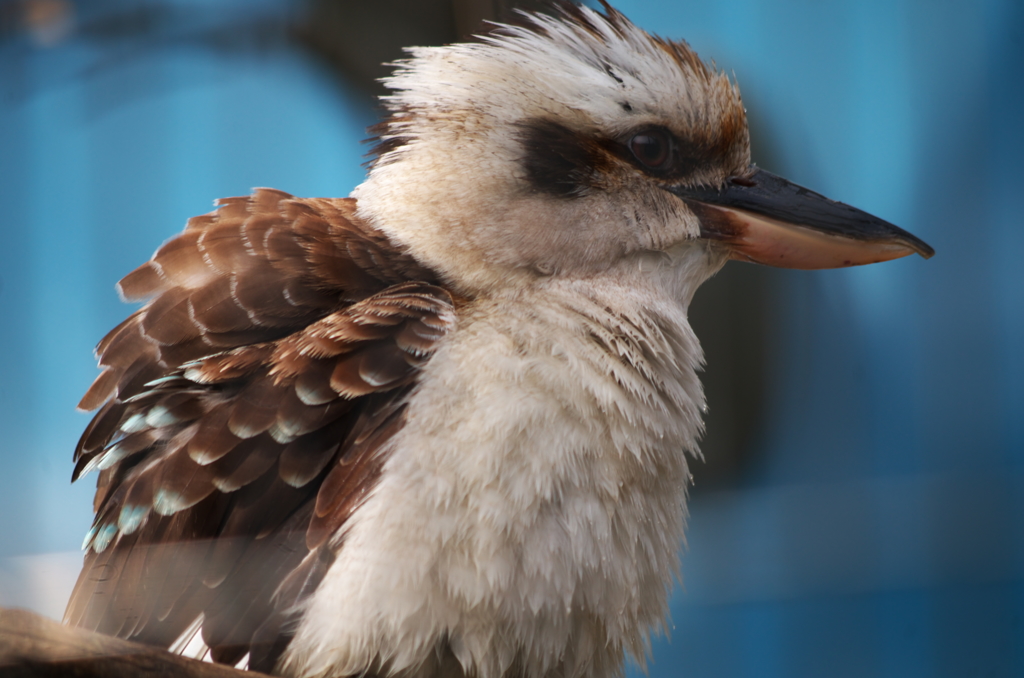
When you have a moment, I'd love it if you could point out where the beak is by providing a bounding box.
[666,167,934,269]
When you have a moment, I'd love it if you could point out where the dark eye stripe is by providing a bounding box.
[620,125,728,181]
[517,118,730,198]
[517,119,615,197]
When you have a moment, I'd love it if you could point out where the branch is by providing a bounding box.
[0,608,269,678]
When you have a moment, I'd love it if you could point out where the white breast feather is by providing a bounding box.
[283,247,720,678]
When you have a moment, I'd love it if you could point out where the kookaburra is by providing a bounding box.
[65,4,934,678]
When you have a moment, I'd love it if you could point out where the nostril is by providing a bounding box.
[729,176,757,187]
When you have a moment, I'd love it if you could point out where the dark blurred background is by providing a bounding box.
[0,0,1021,676]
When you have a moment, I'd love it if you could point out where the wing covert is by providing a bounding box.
[66,191,456,672]
[76,189,433,415]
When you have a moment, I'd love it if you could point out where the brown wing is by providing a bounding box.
[65,190,457,672]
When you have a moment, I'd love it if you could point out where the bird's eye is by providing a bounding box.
[629,130,672,171]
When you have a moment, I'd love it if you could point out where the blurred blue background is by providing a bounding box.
[0,0,1021,676]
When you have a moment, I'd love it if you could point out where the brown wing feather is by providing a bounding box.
[66,190,457,673]
[76,189,433,424]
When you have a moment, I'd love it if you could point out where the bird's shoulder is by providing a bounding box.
[66,188,459,670]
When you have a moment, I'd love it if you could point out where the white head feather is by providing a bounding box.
[353,4,748,296]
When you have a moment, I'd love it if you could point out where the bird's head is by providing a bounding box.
[354,3,933,297]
